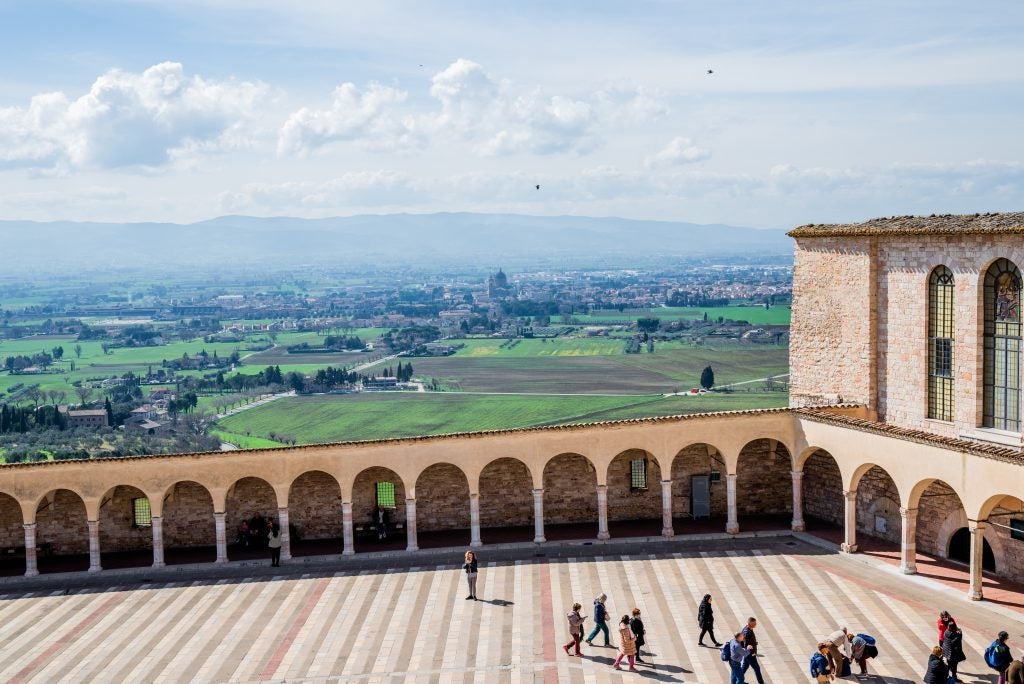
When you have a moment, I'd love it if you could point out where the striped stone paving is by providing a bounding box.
[0,540,1020,683]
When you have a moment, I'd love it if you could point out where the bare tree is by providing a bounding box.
[25,387,43,411]
[74,344,82,359]
[74,386,93,407]
[47,389,66,406]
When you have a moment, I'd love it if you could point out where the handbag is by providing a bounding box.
[816,675,830,684]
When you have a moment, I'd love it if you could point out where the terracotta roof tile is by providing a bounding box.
[787,212,1024,238]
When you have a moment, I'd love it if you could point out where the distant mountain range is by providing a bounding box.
[0,213,792,273]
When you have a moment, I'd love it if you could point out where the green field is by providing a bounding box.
[215,391,788,444]
[451,338,625,357]
[569,305,791,326]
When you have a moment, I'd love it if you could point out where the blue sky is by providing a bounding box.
[0,1,1022,227]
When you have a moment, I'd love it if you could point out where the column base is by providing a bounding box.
[791,520,806,532]
[151,561,166,569]
[726,522,739,534]
[597,531,610,541]
[900,564,917,575]
[215,557,229,564]
[406,545,419,552]
[661,527,674,538]
[88,565,102,573]
[841,543,858,554]
[533,536,546,544]
[280,552,292,561]
[470,540,483,548]
[343,548,355,556]
[24,569,39,578]
[969,590,984,601]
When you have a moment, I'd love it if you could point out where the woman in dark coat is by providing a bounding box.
[629,608,646,663]
[697,594,722,647]
[941,622,966,681]
[924,646,950,684]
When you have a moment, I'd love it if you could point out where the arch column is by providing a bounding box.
[532,489,545,543]
[968,520,987,601]
[342,502,355,556]
[87,519,102,572]
[660,479,674,537]
[213,512,228,563]
[469,494,482,548]
[841,490,858,553]
[596,485,610,540]
[791,470,806,532]
[726,473,739,534]
[278,507,291,561]
[23,523,38,577]
[406,498,418,552]
[899,507,917,574]
[151,516,165,568]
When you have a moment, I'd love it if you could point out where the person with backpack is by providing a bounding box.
[697,594,723,647]
[563,602,586,657]
[987,631,1013,684]
[924,645,949,684]
[810,642,834,683]
[585,593,611,647]
[723,631,746,684]
[942,621,966,682]
[849,633,876,676]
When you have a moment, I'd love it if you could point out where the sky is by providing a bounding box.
[0,0,1022,228]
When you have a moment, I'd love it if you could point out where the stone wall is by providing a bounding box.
[606,450,662,521]
[36,489,88,555]
[915,480,964,557]
[352,467,406,527]
[99,485,152,552]
[736,440,792,516]
[988,502,1024,583]
[543,454,598,524]
[0,494,22,549]
[163,481,216,548]
[289,471,343,541]
[855,466,901,544]
[802,451,843,525]
[479,458,533,528]
[415,464,470,530]
[670,444,727,518]
[790,236,875,408]
[225,477,279,539]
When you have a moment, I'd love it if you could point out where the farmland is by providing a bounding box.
[568,305,791,326]
[215,390,788,445]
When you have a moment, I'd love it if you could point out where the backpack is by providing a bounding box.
[721,641,731,662]
[985,641,1002,670]
[594,602,606,622]
[856,633,876,646]
[809,652,827,676]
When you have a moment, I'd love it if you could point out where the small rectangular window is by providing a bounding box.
[376,481,396,508]
[132,497,152,527]
[1011,519,1024,542]
[630,458,647,490]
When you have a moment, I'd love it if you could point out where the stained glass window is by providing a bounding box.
[983,259,1022,431]
[132,497,152,527]
[927,266,954,421]
[630,458,647,490]
[376,481,396,508]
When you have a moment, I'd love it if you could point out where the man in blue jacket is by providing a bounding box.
[727,631,747,684]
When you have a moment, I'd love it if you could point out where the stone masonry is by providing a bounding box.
[0,494,21,549]
[543,453,598,524]
[352,467,407,527]
[802,450,843,526]
[35,489,88,555]
[855,466,901,545]
[162,481,216,547]
[225,477,279,539]
[479,458,533,528]
[735,439,792,516]
[606,449,662,521]
[99,485,153,552]
[415,463,470,530]
[289,470,343,541]
[670,443,727,518]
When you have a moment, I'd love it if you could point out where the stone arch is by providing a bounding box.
[98,484,153,568]
[478,457,533,543]
[947,527,996,571]
[606,449,662,535]
[801,449,843,529]
[543,453,598,535]
[0,493,24,576]
[288,471,343,551]
[415,463,471,543]
[736,438,792,517]
[225,476,279,561]
[352,466,406,552]
[670,442,727,522]
[162,480,216,564]
[35,489,89,572]
[853,465,902,545]
[909,479,970,561]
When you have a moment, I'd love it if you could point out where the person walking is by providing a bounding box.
[612,615,638,672]
[988,631,1013,684]
[942,621,966,682]
[563,603,586,657]
[585,593,611,647]
[1007,652,1024,684]
[267,521,282,567]
[462,550,478,600]
[741,617,766,684]
[629,608,646,664]
[924,645,949,684]
[376,506,388,540]
[938,611,955,645]
[810,642,833,683]
[698,594,723,647]
[726,631,746,684]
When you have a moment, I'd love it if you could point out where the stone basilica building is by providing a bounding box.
[0,213,1021,603]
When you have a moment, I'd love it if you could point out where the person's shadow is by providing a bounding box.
[478,598,514,607]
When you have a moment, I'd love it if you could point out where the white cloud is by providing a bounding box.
[644,137,711,168]
[0,62,267,171]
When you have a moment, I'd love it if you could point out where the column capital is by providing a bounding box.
[843,490,857,501]
[899,506,918,517]
[791,469,803,478]
[968,519,988,531]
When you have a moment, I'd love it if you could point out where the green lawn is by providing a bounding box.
[210,429,287,449]
[215,391,788,444]
[569,305,791,326]
[451,338,624,357]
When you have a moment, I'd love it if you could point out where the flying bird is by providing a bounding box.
[706,69,714,75]
[535,184,541,190]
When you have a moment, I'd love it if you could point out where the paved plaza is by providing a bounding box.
[0,537,1020,683]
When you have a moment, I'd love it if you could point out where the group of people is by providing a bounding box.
[922,611,1024,684]
[563,593,648,671]
[808,627,878,681]
[235,512,283,566]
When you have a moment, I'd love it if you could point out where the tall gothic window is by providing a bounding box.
[928,266,955,421]
[983,258,1022,431]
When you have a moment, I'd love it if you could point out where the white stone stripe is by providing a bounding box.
[328,571,388,676]
[341,570,402,678]
[0,595,69,648]
[230,577,314,681]
[220,578,303,682]
[748,551,826,662]
[361,569,414,678]
[665,554,719,677]
[308,571,376,678]
[279,572,350,678]
[379,568,422,676]
[403,565,449,681]
[472,562,500,684]
[546,559,571,682]
[439,564,476,684]
[510,560,530,684]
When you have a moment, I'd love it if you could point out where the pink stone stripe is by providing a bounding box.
[259,577,332,681]
[10,593,125,684]
[537,562,558,684]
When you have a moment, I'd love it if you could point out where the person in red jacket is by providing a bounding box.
[938,611,954,645]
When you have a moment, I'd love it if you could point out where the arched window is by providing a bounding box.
[983,258,1022,431]
[928,266,955,421]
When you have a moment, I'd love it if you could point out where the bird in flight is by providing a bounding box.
[535,184,541,190]
[706,69,714,75]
